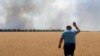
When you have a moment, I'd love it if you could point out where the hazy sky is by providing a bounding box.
[0,0,100,31]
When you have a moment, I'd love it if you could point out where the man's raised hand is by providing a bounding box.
[73,22,77,26]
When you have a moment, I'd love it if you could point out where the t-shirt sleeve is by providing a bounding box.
[74,30,79,34]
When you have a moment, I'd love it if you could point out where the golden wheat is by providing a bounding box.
[0,32,99,56]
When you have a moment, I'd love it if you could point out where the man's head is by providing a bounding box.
[66,26,72,30]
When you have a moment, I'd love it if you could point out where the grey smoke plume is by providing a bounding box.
[0,0,35,29]
[0,0,100,31]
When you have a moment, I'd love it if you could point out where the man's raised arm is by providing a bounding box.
[73,22,80,33]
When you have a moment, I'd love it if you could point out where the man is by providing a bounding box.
[58,22,80,56]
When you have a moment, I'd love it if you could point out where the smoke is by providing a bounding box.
[0,0,100,31]
[0,0,35,29]
[33,0,77,30]
[77,0,100,31]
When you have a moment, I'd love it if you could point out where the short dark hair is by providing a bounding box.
[66,26,72,30]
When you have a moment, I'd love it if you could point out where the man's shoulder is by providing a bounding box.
[63,30,76,32]
[63,30,77,34]
[62,30,67,35]
[71,30,77,32]
[63,30,68,33]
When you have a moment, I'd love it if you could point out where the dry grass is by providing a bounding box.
[0,32,100,56]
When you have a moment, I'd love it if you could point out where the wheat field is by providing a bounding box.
[0,32,100,56]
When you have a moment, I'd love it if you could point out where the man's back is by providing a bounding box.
[62,30,77,43]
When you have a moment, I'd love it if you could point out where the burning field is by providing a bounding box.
[0,32,100,56]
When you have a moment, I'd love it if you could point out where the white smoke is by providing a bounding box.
[0,0,100,31]
[77,0,100,31]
